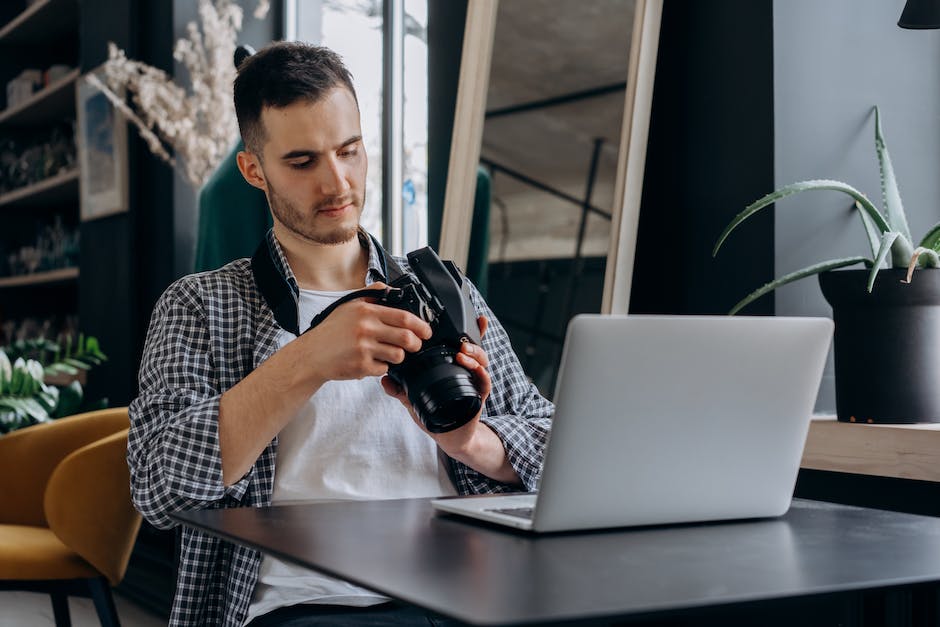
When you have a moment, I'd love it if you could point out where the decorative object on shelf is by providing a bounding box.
[0,123,77,194]
[85,0,269,189]
[5,68,41,110]
[1,216,79,277]
[76,66,128,221]
[714,106,940,424]
[0,334,108,434]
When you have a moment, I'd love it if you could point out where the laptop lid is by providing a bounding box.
[433,315,833,532]
[523,314,833,532]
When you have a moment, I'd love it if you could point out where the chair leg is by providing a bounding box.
[50,591,71,627]
[87,577,121,627]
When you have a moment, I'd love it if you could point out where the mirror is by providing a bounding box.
[441,0,662,396]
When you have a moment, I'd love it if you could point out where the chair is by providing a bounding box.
[0,408,142,626]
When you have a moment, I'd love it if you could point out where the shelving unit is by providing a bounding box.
[0,0,81,338]
[0,0,76,46]
[0,168,78,210]
[0,67,79,126]
[0,267,78,288]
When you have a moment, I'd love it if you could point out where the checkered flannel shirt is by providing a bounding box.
[128,230,555,627]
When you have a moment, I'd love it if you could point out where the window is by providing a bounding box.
[285,0,428,254]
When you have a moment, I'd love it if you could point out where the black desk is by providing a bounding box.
[172,498,940,626]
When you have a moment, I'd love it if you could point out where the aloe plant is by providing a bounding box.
[713,105,940,315]
[0,334,108,434]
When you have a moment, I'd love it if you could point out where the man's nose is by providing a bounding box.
[320,157,352,195]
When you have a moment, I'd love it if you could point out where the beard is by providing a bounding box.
[266,177,364,246]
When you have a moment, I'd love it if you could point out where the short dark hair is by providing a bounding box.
[233,41,357,154]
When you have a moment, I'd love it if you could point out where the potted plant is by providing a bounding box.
[0,334,108,434]
[713,106,940,424]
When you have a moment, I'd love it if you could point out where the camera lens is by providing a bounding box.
[388,345,482,433]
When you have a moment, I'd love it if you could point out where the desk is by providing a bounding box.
[173,498,940,626]
[802,416,940,482]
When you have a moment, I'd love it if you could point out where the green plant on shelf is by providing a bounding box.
[0,334,108,434]
[713,105,940,314]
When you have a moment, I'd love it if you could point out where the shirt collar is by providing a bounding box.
[265,227,389,291]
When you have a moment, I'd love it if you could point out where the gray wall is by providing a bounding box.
[773,0,940,412]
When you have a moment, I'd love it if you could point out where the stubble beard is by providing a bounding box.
[267,178,365,246]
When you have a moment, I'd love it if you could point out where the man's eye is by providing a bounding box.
[289,160,312,169]
[339,149,358,158]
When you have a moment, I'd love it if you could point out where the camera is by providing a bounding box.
[378,247,484,433]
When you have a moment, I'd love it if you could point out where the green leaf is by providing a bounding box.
[44,362,79,376]
[714,180,892,257]
[874,106,913,244]
[52,381,83,419]
[856,201,881,257]
[728,256,870,315]
[919,221,940,252]
[868,231,901,292]
[63,358,92,370]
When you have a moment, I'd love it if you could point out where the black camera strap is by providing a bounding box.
[251,231,408,336]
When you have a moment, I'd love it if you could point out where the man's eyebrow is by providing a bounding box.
[279,135,362,161]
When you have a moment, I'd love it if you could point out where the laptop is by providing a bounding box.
[432,314,833,532]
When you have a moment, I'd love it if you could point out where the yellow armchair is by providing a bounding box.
[0,408,142,627]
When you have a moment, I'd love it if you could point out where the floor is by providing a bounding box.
[0,590,165,626]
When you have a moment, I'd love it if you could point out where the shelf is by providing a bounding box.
[0,267,78,288]
[0,168,78,209]
[0,67,79,127]
[801,415,940,483]
[0,0,77,47]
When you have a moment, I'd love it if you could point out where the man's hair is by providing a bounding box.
[233,41,357,155]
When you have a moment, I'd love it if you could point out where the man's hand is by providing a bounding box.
[302,282,433,382]
[381,316,521,486]
[219,282,431,486]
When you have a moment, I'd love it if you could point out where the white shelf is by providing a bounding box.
[0,266,78,288]
[0,67,79,127]
[0,0,77,46]
[0,168,79,209]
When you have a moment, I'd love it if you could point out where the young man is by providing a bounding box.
[128,42,554,627]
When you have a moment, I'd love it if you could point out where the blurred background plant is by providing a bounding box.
[84,0,269,189]
[0,334,108,434]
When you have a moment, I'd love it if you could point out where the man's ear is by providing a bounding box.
[236,150,267,191]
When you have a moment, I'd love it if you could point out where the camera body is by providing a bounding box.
[379,247,483,433]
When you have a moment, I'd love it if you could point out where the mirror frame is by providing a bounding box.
[439,0,663,315]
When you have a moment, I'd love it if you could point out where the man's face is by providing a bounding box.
[251,87,367,246]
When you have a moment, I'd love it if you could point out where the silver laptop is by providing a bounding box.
[432,314,833,532]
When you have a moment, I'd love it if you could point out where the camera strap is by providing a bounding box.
[251,230,408,336]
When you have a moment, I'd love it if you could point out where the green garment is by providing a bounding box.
[465,165,491,297]
[194,141,272,273]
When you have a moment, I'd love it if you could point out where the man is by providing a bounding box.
[128,42,553,627]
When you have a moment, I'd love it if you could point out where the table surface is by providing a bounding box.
[173,497,940,626]
[802,415,940,482]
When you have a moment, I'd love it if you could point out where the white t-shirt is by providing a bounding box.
[245,287,457,623]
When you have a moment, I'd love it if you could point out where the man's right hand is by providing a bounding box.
[300,282,433,382]
[218,282,431,486]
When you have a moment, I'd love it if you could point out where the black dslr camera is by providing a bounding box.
[379,247,483,433]
[308,247,483,433]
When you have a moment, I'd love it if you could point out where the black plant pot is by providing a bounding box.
[819,267,940,423]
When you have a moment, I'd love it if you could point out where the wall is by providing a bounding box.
[79,0,279,406]
[773,0,940,412]
[630,0,775,316]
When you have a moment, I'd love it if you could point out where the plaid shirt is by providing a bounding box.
[128,231,554,627]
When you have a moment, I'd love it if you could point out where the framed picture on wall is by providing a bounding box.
[76,68,128,221]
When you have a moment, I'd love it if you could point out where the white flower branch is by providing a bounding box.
[85,0,263,189]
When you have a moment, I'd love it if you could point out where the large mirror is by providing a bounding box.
[440,0,662,397]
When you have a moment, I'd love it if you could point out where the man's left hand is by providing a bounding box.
[381,316,520,485]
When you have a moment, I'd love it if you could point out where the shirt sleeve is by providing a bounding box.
[127,278,253,530]
[450,281,555,494]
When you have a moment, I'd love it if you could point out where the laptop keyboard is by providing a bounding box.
[487,507,534,520]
